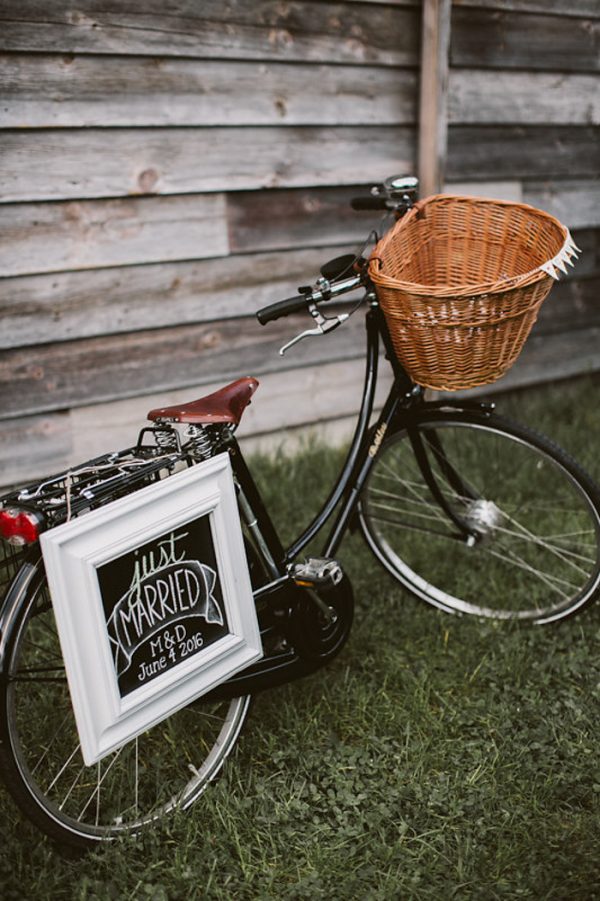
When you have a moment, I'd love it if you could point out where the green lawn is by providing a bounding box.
[2,374,600,900]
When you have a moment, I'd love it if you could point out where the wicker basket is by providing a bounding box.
[368,193,579,391]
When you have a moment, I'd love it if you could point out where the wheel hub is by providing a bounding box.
[463,499,502,538]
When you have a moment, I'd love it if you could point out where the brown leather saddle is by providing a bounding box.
[147,377,259,426]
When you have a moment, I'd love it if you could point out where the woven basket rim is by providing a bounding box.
[368,193,571,299]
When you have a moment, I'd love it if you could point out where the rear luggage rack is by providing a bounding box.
[1,445,182,531]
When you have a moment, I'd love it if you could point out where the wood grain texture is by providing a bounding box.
[524,180,600,230]
[227,186,380,253]
[453,1,599,18]
[0,55,418,128]
[0,312,367,418]
[3,323,599,489]
[445,180,523,203]
[69,358,395,463]
[0,1,420,65]
[572,229,600,277]
[0,357,395,489]
[2,225,596,350]
[0,126,416,203]
[459,326,600,397]
[0,245,349,349]
[447,126,600,180]
[535,276,600,334]
[0,411,72,488]
[452,8,599,72]
[0,194,228,276]
[449,70,600,125]
[418,0,451,196]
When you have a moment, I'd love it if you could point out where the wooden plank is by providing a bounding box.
[524,180,600,230]
[452,8,600,72]
[453,1,599,18]
[572,229,600,277]
[456,326,600,397]
[449,70,600,125]
[227,186,380,254]
[0,2,420,66]
[0,411,72,488]
[418,0,451,196]
[447,127,600,180]
[0,312,367,419]
[3,225,596,351]
[0,358,395,490]
[68,359,395,464]
[0,194,228,277]
[445,180,523,203]
[0,55,418,128]
[0,245,350,349]
[0,126,416,203]
[3,326,599,489]
[535,276,600,334]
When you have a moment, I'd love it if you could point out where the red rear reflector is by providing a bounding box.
[0,508,41,546]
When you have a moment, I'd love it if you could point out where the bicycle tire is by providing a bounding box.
[359,410,600,623]
[0,555,251,850]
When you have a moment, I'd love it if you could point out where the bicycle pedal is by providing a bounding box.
[291,557,344,589]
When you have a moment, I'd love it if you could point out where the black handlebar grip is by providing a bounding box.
[351,196,388,211]
[256,293,309,325]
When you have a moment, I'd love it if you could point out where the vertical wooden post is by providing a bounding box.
[418,0,452,197]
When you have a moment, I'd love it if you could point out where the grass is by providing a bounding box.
[2,374,600,900]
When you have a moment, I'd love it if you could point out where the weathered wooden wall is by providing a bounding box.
[0,0,598,487]
[0,0,422,485]
[448,0,600,398]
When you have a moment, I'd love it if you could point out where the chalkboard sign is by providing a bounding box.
[41,454,262,765]
[98,515,230,698]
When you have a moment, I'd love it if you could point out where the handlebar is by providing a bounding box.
[256,293,309,325]
[256,273,362,325]
[350,196,389,211]
[351,174,419,214]
[255,174,419,338]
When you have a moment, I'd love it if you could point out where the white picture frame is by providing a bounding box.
[40,453,262,765]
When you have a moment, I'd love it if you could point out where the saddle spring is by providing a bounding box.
[154,427,180,451]
[184,424,222,461]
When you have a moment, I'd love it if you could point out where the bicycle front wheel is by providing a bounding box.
[359,410,600,623]
[0,557,250,850]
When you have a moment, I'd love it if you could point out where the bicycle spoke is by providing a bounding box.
[373,464,463,527]
[482,545,576,600]
[493,523,596,566]
[76,747,126,822]
[369,498,453,526]
[497,510,594,576]
[368,512,463,540]
[30,710,74,776]
[46,743,82,794]
[11,667,66,684]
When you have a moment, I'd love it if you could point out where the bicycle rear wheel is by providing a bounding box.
[0,557,250,850]
[359,410,600,622]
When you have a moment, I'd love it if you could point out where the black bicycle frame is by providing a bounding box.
[227,294,495,590]
[227,299,418,579]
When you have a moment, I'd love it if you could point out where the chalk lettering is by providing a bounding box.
[105,529,224,677]
[150,635,163,658]
[138,655,167,683]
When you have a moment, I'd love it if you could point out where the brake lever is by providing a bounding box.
[279,303,349,356]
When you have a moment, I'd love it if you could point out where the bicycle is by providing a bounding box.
[1,175,599,851]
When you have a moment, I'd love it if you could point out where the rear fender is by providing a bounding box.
[0,553,42,677]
